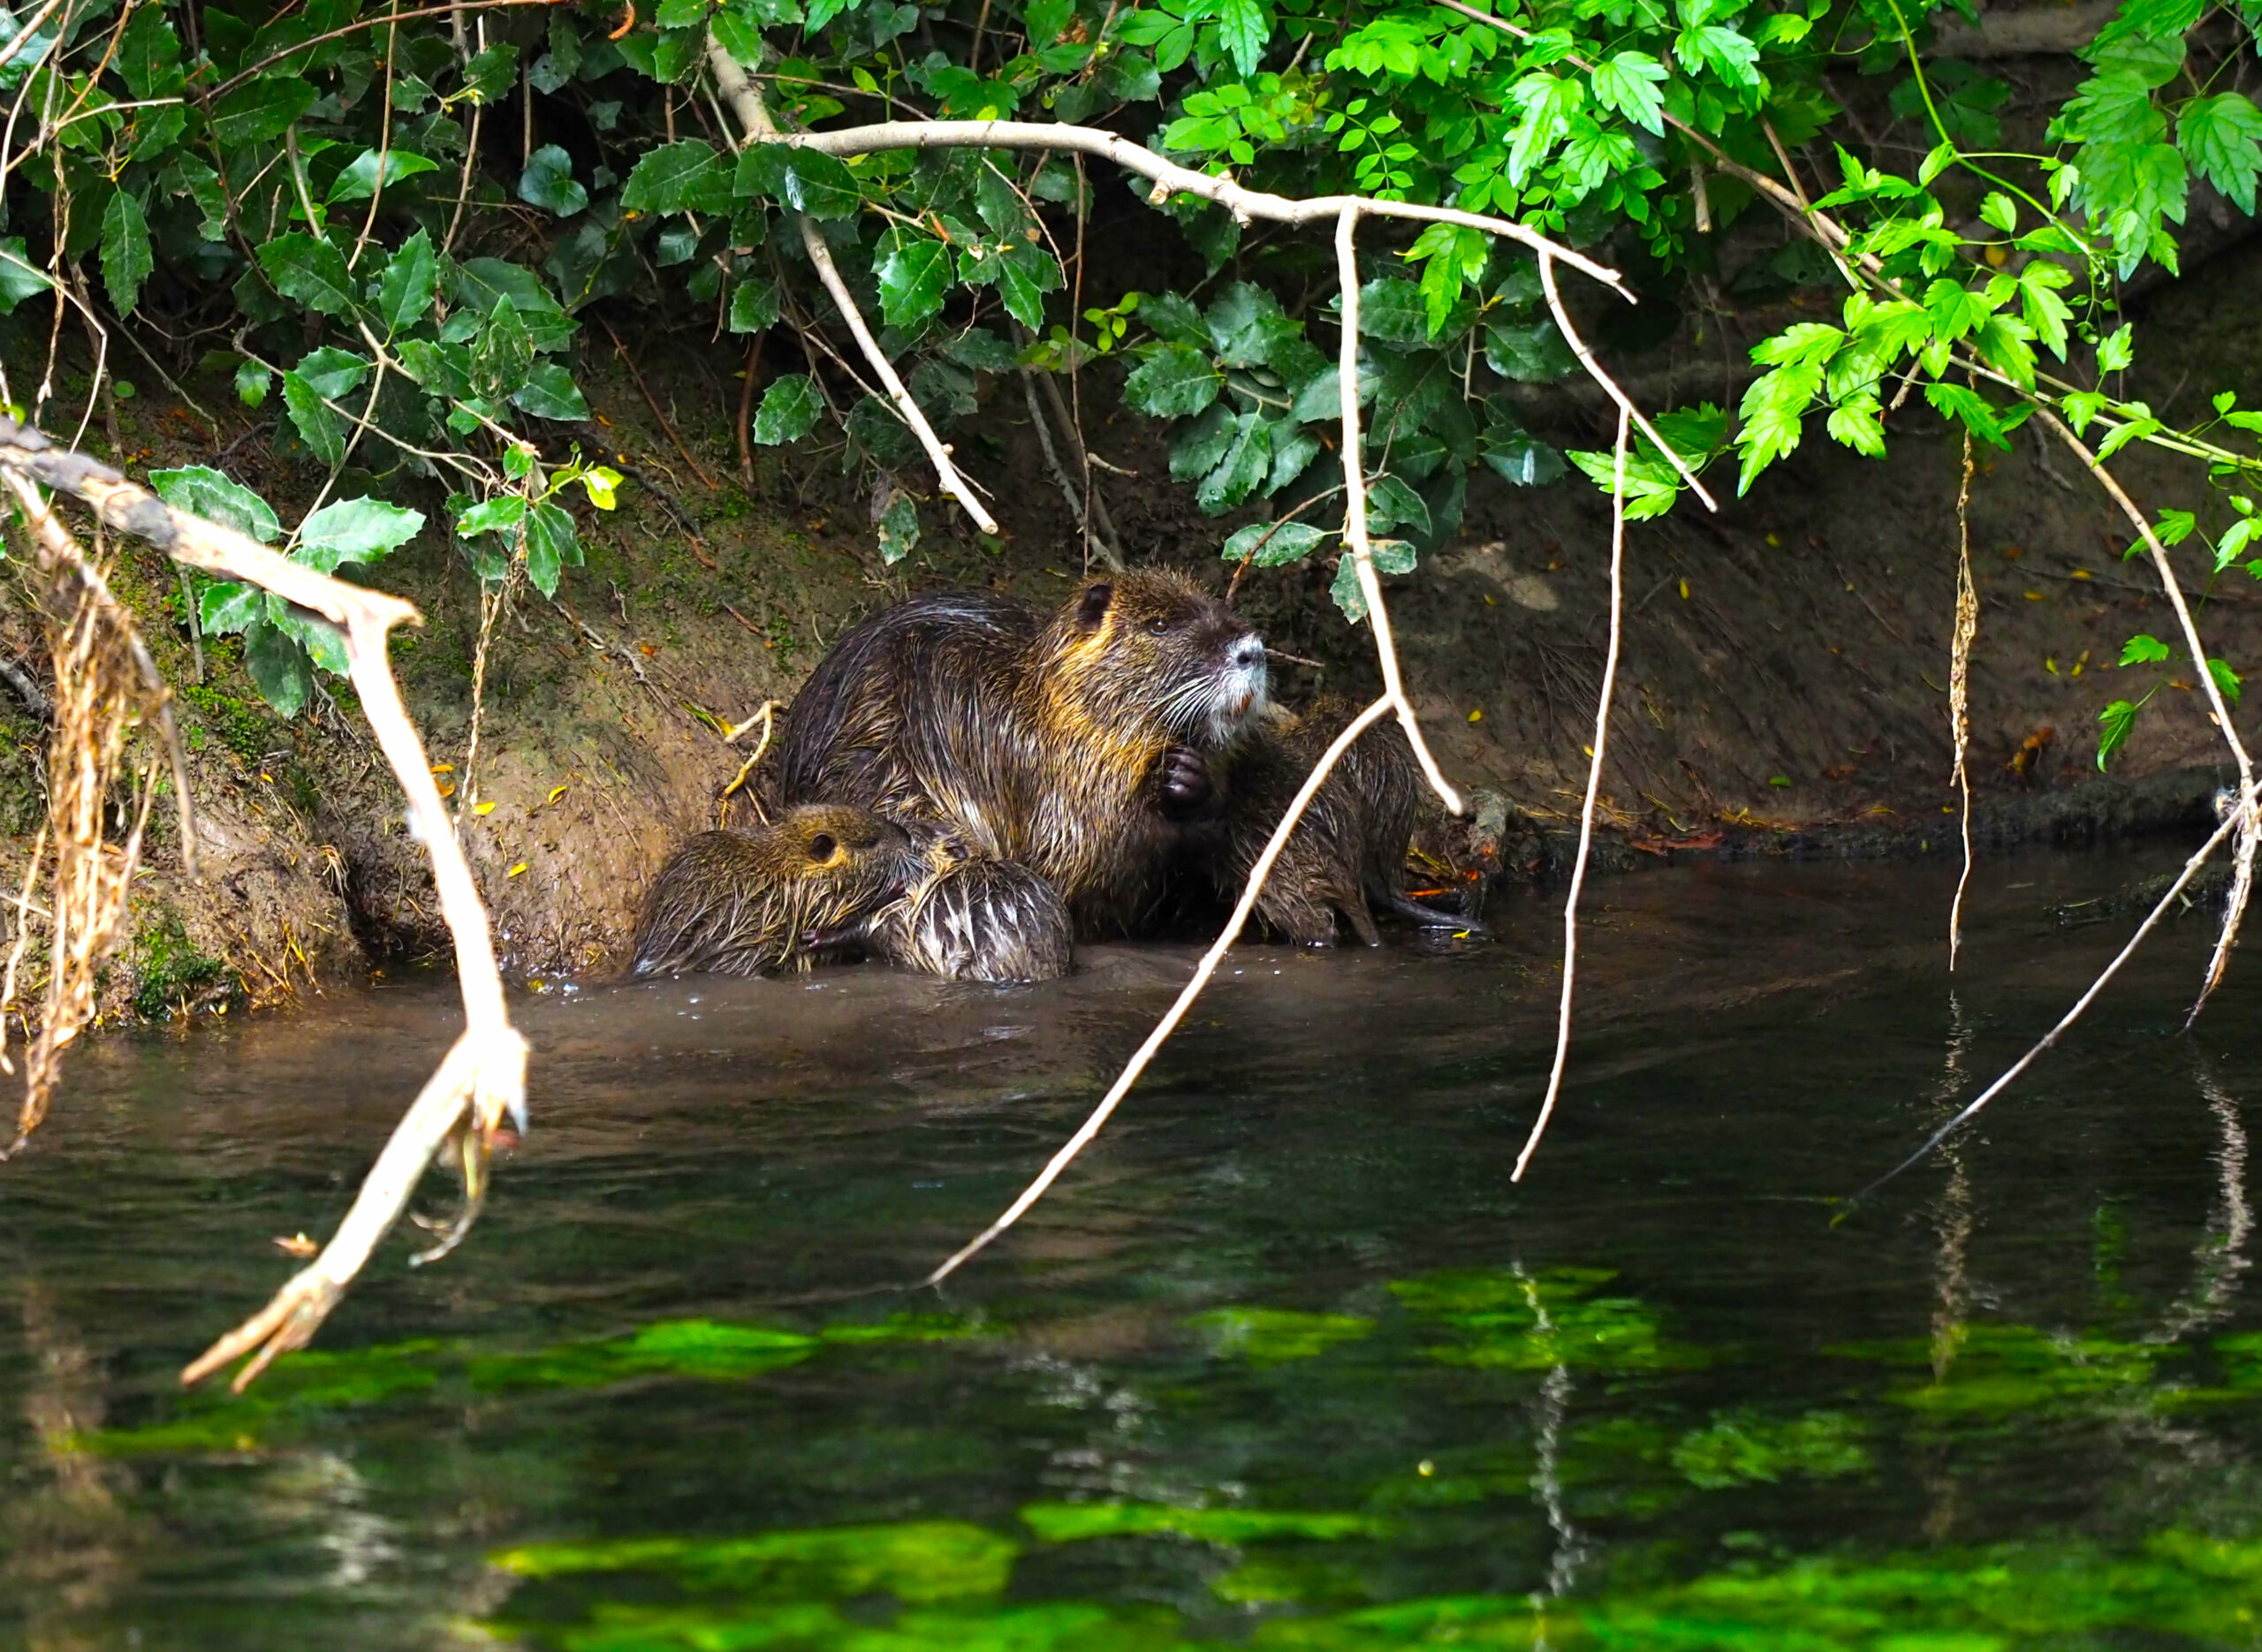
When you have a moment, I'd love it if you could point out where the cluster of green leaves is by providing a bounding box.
[1120,262,1571,617]
[4,0,2258,748]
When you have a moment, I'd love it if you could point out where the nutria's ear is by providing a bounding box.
[1075,582,1113,629]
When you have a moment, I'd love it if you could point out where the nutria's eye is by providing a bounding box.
[1147,616,1170,636]
[807,832,838,862]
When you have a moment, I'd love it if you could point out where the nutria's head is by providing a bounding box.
[1036,571,1267,750]
[629,804,924,977]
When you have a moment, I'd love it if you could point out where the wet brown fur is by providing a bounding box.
[1218,700,1428,947]
[628,804,923,978]
[874,846,1074,982]
[771,572,1267,936]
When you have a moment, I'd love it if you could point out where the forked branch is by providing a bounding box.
[0,418,527,1391]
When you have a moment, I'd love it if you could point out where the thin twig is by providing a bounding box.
[602,316,720,491]
[705,45,1001,535]
[2031,406,2257,1020]
[1537,254,1717,513]
[1020,361,1120,568]
[1848,795,2248,1208]
[1948,430,1977,968]
[1513,405,1628,1184]
[1337,204,1464,815]
[925,695,1394,1284]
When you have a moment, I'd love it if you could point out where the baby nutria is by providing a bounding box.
[1219,700,1475,946]
[874,850,1074,982]
[628,804,924,978]
[770,572,1269,936]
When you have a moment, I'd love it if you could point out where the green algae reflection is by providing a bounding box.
[1390,1265,1704,1373]
[70,1312,990,1456]
[493,1520,1018,1603]
[1184,1307,1376,1364]
[1021,1501,1394,1545]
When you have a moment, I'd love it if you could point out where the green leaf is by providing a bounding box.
[297,497,423,572]
[234,360,271,409]
[198,581,265,636]
[258,233,355,318]
[456,496,528,540]
[524,498,578,595]
[512,361,590,421]
[1734,361,1823,494]
[1222,520,1327,568]
[1924,381,2016,448]
[396,338,471,398]
[1506,73,1583,186]
[462,41,521,102]
[150,467,280,542]
[621,140,731,213]
[376,230,440,335]
[281,371,345,466]
[0,238,54,314]
[1125,343,1223,418]
[1366,474,1431,536]
[2118,632,2171,665]
[1978,191,2017,232]
[1204,281,1303,368]
[2177,92,2262,215]
[210,78,317,148]
[753,374,822,444]
[328,148,441,203]
[1330,553,1368,622]
[2208,657,2243,705]
[473,299,535,403]
[877,234,951,331]
[292,346,370,401]
[242,621,314,718]
[877,492,920,565]
[995,240,1061,332]
[1213,0,1270,76]
[100,191,153,317]
[735,145,862,218]
[271,607,350,677]
[728,275,781,333]
[518,144,588,216]
[1676,22,1760,87]
[1826,394,1886,457]
[1355,277,1430,347]
[118,3,185,100]
[1196,413,1271,514]
[1592,51,1667,134]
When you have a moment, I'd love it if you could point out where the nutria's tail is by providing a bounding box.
[1379,887,1488,934]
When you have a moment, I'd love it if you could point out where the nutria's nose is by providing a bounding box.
[1227,635,1266,671]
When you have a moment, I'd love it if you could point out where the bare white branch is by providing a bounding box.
[926,694,1394,1285]
[1513,405,1629,1184]
[706,44,1001,536]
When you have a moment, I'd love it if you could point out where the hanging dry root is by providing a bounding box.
[0,481,184,1156]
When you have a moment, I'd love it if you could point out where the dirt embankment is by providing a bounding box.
[4,233,2257,1019]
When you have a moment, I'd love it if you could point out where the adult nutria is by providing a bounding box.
[1219,701,1475,946]
[874,850,1074,982]
[628,804,924,978]
[770,572,1269,936]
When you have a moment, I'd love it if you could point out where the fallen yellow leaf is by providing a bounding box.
[474,801,497,815]
[507,861,528,878]
[430,762,456,773]
[546,784,569,804]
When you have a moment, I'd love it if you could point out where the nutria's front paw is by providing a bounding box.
[1158,746,1212,816]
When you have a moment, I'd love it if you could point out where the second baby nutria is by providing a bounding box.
[1218,700,1473,947]
[771,572,1269,936]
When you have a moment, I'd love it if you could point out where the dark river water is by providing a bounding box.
[6,847,2262,1649]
